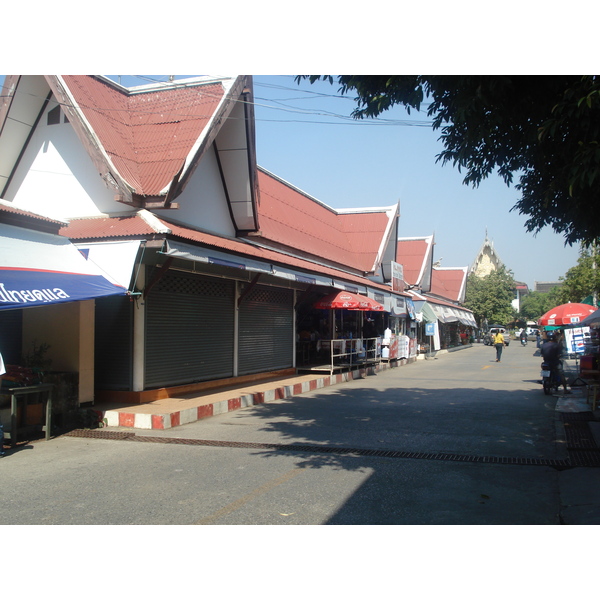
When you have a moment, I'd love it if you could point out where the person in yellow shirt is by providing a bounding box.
[493,330,505,362]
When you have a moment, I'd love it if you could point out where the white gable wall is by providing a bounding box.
[215,101,255,231]
[164,146,236,237]
[3,100,126,220]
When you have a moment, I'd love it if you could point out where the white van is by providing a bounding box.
[484,327,510,346]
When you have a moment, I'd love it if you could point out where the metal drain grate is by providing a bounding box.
[563,421,598,449]
[566,450,600,467]
[66,429,135,440]
[560,411,595,422]
[63,429,573,468]
[560,414,600,466]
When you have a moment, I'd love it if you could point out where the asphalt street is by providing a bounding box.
[1,341,587,526]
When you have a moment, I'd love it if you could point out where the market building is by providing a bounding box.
[397,236,476,353]
[0,75,416,424]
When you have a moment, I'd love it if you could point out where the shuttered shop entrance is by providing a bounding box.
[238,284,293,375]
[145,270,235,388]
[95,295,133,390]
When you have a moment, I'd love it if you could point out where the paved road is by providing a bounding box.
[0,343,576,524]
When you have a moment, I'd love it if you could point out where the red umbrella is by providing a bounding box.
[537,302,596,326]
[314,291,385,311]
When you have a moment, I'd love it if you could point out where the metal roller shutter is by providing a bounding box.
[145,270,235,388]
[238,284,293,375]
[94,295,133,390]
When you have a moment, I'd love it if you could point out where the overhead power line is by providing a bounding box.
[0,75,434,128]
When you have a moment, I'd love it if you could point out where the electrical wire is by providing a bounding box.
[0,75,434,128]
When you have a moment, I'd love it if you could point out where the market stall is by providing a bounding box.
[307,291,385,374]
[538,303,600,408]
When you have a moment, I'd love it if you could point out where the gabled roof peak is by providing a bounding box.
[93,75,237,95]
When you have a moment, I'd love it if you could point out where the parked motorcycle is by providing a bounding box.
[540,361,561,395]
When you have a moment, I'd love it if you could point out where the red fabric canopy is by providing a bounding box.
[538,302,596,326]
[314,291,385,311]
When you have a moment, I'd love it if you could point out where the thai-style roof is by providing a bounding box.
[1,75,254,210]
[429,266,469,304]
[470,233,504,277]
[396,235,434,291]
[249,168,398,275]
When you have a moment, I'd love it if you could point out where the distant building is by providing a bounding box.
[469,232,529,311]
[470,234,503,278]
[535,281,562,294]
[513,283,529,312]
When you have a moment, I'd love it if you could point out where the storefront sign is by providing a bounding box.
[393,262,404,292]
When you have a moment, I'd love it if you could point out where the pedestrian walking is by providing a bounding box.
[493,329,505,362]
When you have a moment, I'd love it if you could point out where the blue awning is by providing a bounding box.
[0,223,127,310]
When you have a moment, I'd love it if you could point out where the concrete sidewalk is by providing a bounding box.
[551,380,600,524]
[93,360,403,430]
[91,347,472,430]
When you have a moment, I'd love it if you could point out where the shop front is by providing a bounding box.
[429,303,477,349]
[0,222,128,438]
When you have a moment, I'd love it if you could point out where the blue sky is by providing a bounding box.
[1,74,583,287]
[251,75,582,288]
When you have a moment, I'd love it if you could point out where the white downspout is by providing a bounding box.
[132,267,145,392]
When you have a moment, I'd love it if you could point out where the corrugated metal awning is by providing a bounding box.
[332,278,367,294]
[161,239,272,274]
[272,266,333,287]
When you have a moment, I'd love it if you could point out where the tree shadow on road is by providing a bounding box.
[225,373,564,472]
[221,373,564,524]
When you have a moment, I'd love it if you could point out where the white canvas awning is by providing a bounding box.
[0,223,126,310]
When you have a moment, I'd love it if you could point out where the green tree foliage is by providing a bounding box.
[519,290,561,321]
[297,75,600,246]
[552,246,600,304]
[463,266,516,327]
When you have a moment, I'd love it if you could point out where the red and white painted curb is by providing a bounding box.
[100,361,406,430]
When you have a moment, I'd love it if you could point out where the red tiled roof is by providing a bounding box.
[60,214,157,239]
[62,76,225,196]
[430,267,467,303]
[0,202,65,225]
[254,169,392,273]
[338,212,392,270]
[396,237,432,285]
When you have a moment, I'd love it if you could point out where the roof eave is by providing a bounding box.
[417,234,435,290]
[163,76,246,200]
[367,203,400,273]
[0,75,20,135]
